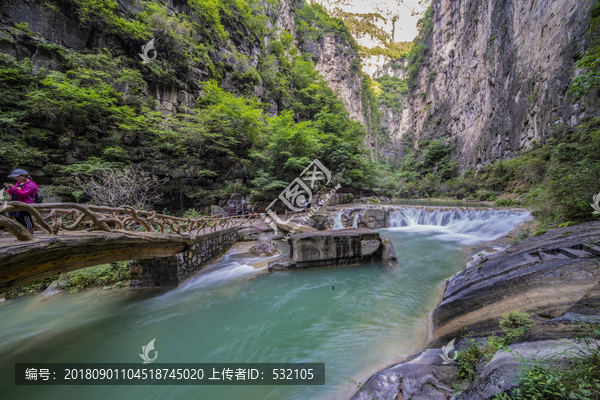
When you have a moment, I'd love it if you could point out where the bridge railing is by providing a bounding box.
[0,202,259,242]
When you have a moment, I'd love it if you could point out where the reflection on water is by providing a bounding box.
[391,199,497,208]
[0,209,527,400]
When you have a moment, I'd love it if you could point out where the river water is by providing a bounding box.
[0,207,530,400]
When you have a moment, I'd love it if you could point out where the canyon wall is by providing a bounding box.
[0,0,364,123]
[396,0,595,169]
[311,34,364,124]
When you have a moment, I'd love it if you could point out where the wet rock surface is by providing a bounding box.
[250,233,278,257]
[268,229,397,271]
[356,207,387,229]
[351,221,600,400]
[432,221,600,347]
[351,349,457,400]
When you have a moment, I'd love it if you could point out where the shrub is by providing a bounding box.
[475,189,497,201]
[533,228,547,237]
[5,262,130,297]
[510,230,531,245]
[71,166,165,210]
[495,198,515,207]
[495,322,600,400]
[182,208,205,218]
[457,335,506,382]
[457,312,535,383]
[346,193,354,203]
[499,311,535,342]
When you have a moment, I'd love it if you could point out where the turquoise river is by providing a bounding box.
[0,207,530,400]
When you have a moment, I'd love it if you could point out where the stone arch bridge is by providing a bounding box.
[0,202,263,293]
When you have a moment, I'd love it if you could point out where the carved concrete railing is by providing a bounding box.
[0,202,259,242]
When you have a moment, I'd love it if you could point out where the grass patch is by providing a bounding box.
[495,321,600,399]
[5,262,130,298]
[457,311,535,383]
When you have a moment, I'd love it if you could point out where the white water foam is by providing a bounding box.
[178,261,259,291]
[333,212,345,230]
[352,213,359,228]
[384,207,531,245]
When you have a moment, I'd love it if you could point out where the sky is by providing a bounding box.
[311,0,430,47]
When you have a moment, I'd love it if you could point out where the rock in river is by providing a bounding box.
[268,229,396,271]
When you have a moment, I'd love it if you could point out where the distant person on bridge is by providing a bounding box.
[3,169,38,235]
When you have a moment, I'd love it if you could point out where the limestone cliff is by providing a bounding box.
[399,0,596,169]
[0,0,363,123]
[311,34,364,123]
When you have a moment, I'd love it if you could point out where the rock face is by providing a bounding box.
[398,0,596,169]
[455,340,574,400]
[250,233,278,256]
[374,238,397,262]
[365,56,408,80]
[431,221,600,347]
[310,34,364,124]
[356,207,388,229]
[210,205,228,217]
[351,348,457,400]
[268,229,397,271]
[308,213,333,230]
[290,229,380,266]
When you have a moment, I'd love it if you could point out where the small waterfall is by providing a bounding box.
[333,212,345,230]
[42,282,62,297]
[352,213,359,228]
[386,207,530,244]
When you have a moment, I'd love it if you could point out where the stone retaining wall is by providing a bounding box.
[130,227,239,288]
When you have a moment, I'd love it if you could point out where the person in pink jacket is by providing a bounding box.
[3,168,38,235]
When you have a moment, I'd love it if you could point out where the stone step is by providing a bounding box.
[524,253,541,262]
[581,244,600,256]
[559,247,595,258]
[538,251,570,261]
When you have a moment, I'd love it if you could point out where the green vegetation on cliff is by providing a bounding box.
[0,0,381,208]
[373,75,408,114]
[368,1,600,227]
[571,1,600,97]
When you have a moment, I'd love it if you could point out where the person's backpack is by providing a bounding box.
[34,192,44,203]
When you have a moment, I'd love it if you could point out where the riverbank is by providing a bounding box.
[350,220,600,400]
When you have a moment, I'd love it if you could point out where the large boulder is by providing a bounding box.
[290,229,381,265]
[210,205,228,217]
[326,193,351,205]
[238,225,272,241]
[309,212,334,230]
[374,238,398,265]
[268,229,394,270]
[250,233,279,256]
[357,207,387,229]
